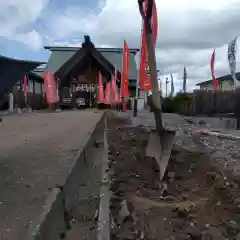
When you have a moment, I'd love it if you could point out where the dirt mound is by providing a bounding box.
[108,116,240,240]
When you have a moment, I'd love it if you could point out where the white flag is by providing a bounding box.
[228,37,238,87]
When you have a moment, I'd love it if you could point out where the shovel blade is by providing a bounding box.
[146,130,175,181]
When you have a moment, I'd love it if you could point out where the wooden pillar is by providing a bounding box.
[56,77,60,102]
[9,93,14,112]
[55,77,60,110]
[40,83,43,96]
[19,79,23,91]
[27,76,32,111]
[72,77,77,109]
[33,80,35,94]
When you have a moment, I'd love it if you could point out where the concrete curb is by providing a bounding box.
[24,112,106,240]
[97,114,111,240]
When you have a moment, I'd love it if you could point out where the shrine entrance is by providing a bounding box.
[55,36,115,109]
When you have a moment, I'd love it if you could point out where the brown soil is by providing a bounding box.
[107,115,240,240]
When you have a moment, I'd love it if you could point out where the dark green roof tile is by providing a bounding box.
[46,50,76,73]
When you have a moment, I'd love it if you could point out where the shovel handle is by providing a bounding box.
[138,0,164,133]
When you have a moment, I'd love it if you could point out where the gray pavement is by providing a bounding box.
[0,110,103,240]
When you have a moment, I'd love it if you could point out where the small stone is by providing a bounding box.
[187,225,201,239]
[201,227,226,240]
[236,232,240,240]
[235,198,240,205]
[175,233,190,240]
[226,220,240,234]
[182,194,188,200]
[236,205,240,213]
[206,172,217,184]
[186,118,196,125]
[168,171,175,179]
[119,200,130,222]
[164,195,175,202]
[201,230,212,240]
[204,223,210,229]
[171,218,185,229]
[198,120,206,125]
[189,222,195,227]
[176,207,189,218]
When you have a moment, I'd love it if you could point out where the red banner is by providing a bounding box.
[121,40,130,98]
[139,0,158,91]
[111,75,120,103]
[43,72,58,104]
[211,49,217,89]
[97,71,104,103]
[104,82,112,105]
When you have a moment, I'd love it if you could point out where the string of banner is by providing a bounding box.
[90,0,159,111]
[22,0,239,110]
[21,0,158,111]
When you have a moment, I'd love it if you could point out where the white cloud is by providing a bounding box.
[14,30,43,50]
[2,0,240,93]
[42,0,240,93]
[0,0,49,50]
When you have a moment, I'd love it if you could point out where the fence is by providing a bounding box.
[184,90,236,116]
[0,92,48,110]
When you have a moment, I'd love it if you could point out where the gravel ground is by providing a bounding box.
[132,110,240,179]
[0,110,103,240]
[107,112,240,240]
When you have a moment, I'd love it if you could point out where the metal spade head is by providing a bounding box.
[146,129,175,181]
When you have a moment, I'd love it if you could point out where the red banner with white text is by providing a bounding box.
[121,40,130,98]
[97,71,105,103]
[104,82,112,105]
[43,72,58,104]
[139,0,158,91]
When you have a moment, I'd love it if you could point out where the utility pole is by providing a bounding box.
[159,76,162,96]
[165,77,169,97]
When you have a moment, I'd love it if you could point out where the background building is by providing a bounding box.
[196,72,240,91]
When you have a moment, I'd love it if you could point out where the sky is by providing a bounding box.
[0,0,240,94]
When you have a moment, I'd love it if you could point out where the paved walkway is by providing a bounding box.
[0,110,103,240]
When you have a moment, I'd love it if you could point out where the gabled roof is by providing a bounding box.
[44,44,139,87]
[54,40,116,83]
[32,67,45,78]
[0,55,44,102]
[28,71,44,82]
[196,72,240,86]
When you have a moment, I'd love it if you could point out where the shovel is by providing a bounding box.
[138,0,176,181]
